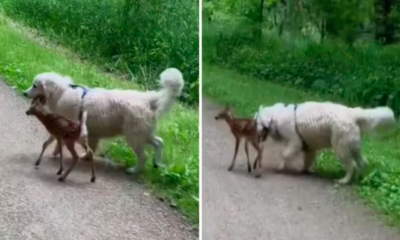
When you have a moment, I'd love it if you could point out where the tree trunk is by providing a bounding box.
[258,0,265,38]
[375,0,396,44]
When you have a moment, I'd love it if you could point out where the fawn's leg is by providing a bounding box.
[80,137,96,182]
[252,139,262,170]
[56,139,64,175]
[52,138,64,158]
[244,140,251,172]
[58,141,79,182]
[81,137,99,161]
[77,137,94,161]
[35,135,55,168]
[256,143,264,169]
[228,136,241,171]
[250,139,263,178]
[250,140,263,178]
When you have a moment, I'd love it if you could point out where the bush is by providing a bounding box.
[203,21,400,114]
[1,0,199,105]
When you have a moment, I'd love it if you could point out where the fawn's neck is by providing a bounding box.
[33,109,49,126]
[223,115,235,126]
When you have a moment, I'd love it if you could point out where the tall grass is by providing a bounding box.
[203,20,400,114]
[0,0,199,104]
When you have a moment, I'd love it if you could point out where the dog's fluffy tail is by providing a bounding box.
[152,68,184,119]
[351,106,396,132]
[79,110,89,138]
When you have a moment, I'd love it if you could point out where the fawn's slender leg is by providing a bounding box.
[52,139,63,158]
[56,139,64,175]
[251,140,263,178]
[58,141,79,182]
[250,140,262,169]
[80,138,96,182]
[35,135,55,168]
[228,136,241,171]
[258,144,264,169]
[244,140,251,172]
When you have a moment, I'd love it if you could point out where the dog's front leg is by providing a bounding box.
[279,140,303,172]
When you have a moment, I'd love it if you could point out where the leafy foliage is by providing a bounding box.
[0,0,199,105]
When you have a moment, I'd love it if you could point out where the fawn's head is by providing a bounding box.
[26,95,46,116]
[215,105,233,121]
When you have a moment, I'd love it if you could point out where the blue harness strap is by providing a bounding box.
[69,84,89,99]
[293,104,309,151]
[69,84,89,120]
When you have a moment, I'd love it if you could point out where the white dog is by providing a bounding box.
[23,68,184,174]
[255,101,396,184]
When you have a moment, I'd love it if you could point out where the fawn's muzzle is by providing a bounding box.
[25,111,29,115]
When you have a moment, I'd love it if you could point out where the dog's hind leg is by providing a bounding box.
[125,146,147,174]
[149,136,163,169]
[333,140,356,185]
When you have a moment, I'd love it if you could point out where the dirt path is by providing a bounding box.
[0,80,197,240]
[202,98,399,240]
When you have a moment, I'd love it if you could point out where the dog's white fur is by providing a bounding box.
[255,101,396,184]
[23,68,184,173]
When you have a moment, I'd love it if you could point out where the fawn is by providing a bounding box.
[26,96,95,183]
[214,105,266,173]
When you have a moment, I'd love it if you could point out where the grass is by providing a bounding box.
[0,16,199,227]
[203,63,400,228]
[0,0,199,105]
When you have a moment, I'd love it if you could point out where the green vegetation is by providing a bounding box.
[0,16,199,226]
[203,0,400,114]
[204,63,400,227]
[0,0,199,105]
[203,0,400,228]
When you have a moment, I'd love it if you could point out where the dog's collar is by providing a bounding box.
[69,84,89,99]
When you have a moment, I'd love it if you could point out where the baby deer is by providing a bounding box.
[26,96,95,182]
[214,106,266,173]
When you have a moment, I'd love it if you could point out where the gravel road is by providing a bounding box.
[0,80,197,240]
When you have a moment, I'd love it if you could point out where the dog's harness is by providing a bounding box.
[260,103,309,151]
[69,84,89,99]
[69,84,89,120]
[293,104,309,151]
